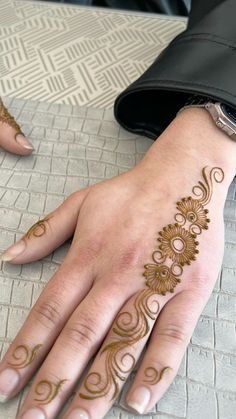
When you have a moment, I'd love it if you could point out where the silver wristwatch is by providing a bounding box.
[178,95,236,141]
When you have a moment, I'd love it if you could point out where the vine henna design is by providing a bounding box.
[143,366,172,385]
[79,166,224,401]
[7,344,42,369]
[0,97,22,135]
[80,288,160,401]
[34,379,68,405]
[25,217,50,239]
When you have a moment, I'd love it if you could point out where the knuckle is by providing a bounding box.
[187,270,213,295]
[67,190,84,205]
[33,298,61,329]
[156,324,189,345]
[76,237,104,263]
[114,242,143,272]
[63,317,97,350]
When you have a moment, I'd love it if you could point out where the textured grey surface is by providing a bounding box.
[0,97,235,419]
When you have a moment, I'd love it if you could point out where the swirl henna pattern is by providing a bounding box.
[34,379,68,405]
[143,366,172,385]
[25,217,50,239]
[0,97,22,134]
[7,344,42,369]
[80,288,160,400]
[78,166,224,402]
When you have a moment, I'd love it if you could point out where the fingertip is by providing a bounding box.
[0,99,34,155]
[15,133,34,153]
[0,240,26,263]
[125,366,174,414]
[0,125,34,156]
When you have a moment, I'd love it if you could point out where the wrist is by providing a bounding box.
[142,107,236,185]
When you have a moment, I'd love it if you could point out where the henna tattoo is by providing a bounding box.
[0,97,22,134]
[143,366,172,385]
[80,288,159,401]
[79,166,224,402]
[25,217,50,239]
[144,166,224,295]
[7,344,42,369]
[34,379,68,405]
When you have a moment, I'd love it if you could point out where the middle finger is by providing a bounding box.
[64,287,169,419]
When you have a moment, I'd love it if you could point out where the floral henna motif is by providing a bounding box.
[157,224,199,266]
[143,263,181,294]
[34,379,68,405]
[176,197,210,230]
[144,166,224,295]
[79,166,224,402]
[7,344,42,369]
[0,97,22,134]
[25,217,50,239]
[143,366,172,385]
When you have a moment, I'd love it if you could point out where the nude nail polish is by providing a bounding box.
[15,133,34,150]
[21,408,45,419]
[0,368,20,403]
[0,240,26,262]
[66,408,90,419]
[126,386,151,414]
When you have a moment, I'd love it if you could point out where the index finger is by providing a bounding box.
[0,243,94,402]
[0,98,34,155]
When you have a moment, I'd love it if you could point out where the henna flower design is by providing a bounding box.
[176,196,210,231]
[79,166,224,403]
[143,263,181,295]
[158,224,199,266]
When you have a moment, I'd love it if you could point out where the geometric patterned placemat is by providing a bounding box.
[0,97,235,419]
[0,0,186,107]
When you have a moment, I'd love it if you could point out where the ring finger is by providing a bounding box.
[124,288,209,414]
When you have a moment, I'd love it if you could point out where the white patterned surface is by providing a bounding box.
[0,0,186,107]
[0,97,235,419]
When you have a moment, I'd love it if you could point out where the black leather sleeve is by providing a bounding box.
[114,0,236,139]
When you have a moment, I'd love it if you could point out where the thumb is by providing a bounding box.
[0,187,90,264]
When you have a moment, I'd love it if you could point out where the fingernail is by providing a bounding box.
[21,408,45,419]
[0,239,26,262]
[15,133,34,150]
[0,368,20,402]
[66,408,90,419]
[126,386,151,414]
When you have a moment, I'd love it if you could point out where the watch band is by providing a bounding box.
[177,94,236,142]
[177,94,214,114]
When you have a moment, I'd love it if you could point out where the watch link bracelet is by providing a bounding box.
[178,95,236,142]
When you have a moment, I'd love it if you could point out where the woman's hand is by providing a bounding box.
[0,108,235,419]
[0,98,34,155]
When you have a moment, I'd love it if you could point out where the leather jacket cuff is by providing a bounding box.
[114,0,236,141]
